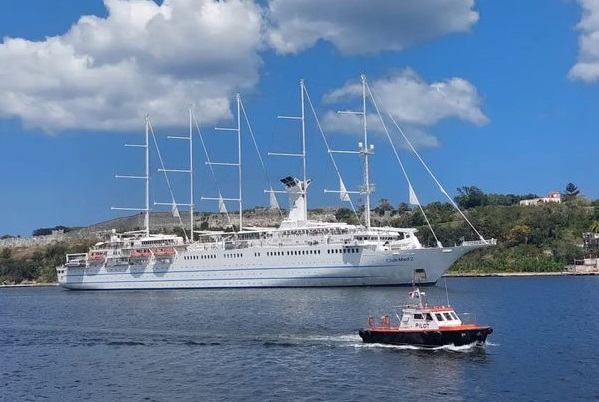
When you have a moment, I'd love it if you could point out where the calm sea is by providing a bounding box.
[1,276,597,402]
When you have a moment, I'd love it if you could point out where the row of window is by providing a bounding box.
[328,248,360,254]
[412,312,459,322]
[183,247,361,260]
[224,253,243,258]
[184,254,216,260]
[436,312,459,321]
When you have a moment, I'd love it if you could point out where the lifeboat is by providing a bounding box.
[154,248,176,257]
[358,287,492,347]
[87,253,106,263]
[130,249,152,259]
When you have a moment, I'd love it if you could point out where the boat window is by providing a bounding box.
[443,313,453,321]
[413,313,423,320]
[425,313,433,321]
[450,312,458,320]
[435,313,444,321]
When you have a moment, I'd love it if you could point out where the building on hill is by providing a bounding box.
[519,191,561,206]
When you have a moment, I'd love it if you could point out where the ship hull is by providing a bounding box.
[57,243,487,290]
[358,326,493,347]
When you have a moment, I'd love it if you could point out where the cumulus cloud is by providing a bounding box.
[267,0,479,55]
[0,0,264,132]
[0,0,483,133]
[321,69,488,147]
[569,0,599,81]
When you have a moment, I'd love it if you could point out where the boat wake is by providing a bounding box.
[354,342,487,353]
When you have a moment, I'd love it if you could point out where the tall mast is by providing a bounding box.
[112,114,151,236]
[334,75,374,230]
[155,106,195,241]
[189,106,195,240]
[237,94,242,230]
[207,94,243,231]
[144,115,150,236]
[269,79,309,222]
[300,79,307,213]
[360,74,373,230]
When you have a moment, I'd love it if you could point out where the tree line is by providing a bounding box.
[1,184,598,284]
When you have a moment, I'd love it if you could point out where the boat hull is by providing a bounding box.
[358,326,493,347]
[57,243,489,290]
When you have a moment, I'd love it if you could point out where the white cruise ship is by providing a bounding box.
[57,76,495,290]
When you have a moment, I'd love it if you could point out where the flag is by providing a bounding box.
[408,184,420,206]
[269,190,280,210]
[339,178,350,202]
[218,193,227,213]
[171,204,180,218]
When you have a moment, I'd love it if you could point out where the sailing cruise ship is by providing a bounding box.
[57,76,495,290]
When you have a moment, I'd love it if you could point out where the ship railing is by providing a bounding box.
[66,253,88,262]
[461,238,497,246]
[460,312,478,325]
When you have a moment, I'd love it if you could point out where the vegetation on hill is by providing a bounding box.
[1,184,597,284]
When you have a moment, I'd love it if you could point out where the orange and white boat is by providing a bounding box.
[359,288,492,347]
[87,252,106,264]
[129,249,152,259]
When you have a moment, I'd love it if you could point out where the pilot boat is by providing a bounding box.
[358,288,493,347]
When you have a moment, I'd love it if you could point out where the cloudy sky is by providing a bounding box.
[1,0,598,236]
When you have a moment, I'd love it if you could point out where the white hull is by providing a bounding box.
[57,243,486,290]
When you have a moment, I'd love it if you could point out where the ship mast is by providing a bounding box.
[335,75,374,230]
[360,74,374,231]
[269,79,309,223]
[112,115,152,236]
[155,106,196,241]
[205,94,243,231]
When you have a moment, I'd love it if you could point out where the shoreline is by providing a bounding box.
[444,271,599,278]
[2,270,598,288]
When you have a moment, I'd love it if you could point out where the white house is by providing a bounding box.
[519,191,561,206]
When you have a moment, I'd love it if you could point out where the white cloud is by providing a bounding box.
[0,0,483,134]
[321,69,488,147]
[267,0,479,55]
[0,0,264,132]
[569,0,599,81]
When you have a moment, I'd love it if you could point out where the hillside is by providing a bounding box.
[1,197,598,285]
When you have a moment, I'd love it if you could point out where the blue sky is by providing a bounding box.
[1,0,598,237]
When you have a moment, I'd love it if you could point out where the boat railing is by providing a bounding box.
[66,253,87,262]
[461,238,497,246]
[460,312,478,325]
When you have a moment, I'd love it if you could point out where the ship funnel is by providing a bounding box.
[279,176,311,227]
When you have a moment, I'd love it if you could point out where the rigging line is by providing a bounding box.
[387,113,486,242]
[365,83,441,247]
[303,83,360,223]
[191,110,233,227]
[238,97,284,220]
[148,120,188,239]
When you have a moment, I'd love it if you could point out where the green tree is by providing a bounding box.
[373,199,393,216]
[454,186,488,209]
[590,220,599,233]
[563,182,580,201]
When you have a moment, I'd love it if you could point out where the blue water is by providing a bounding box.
[1,276,597,401]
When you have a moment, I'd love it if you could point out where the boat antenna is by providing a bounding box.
[444,277,450,307]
